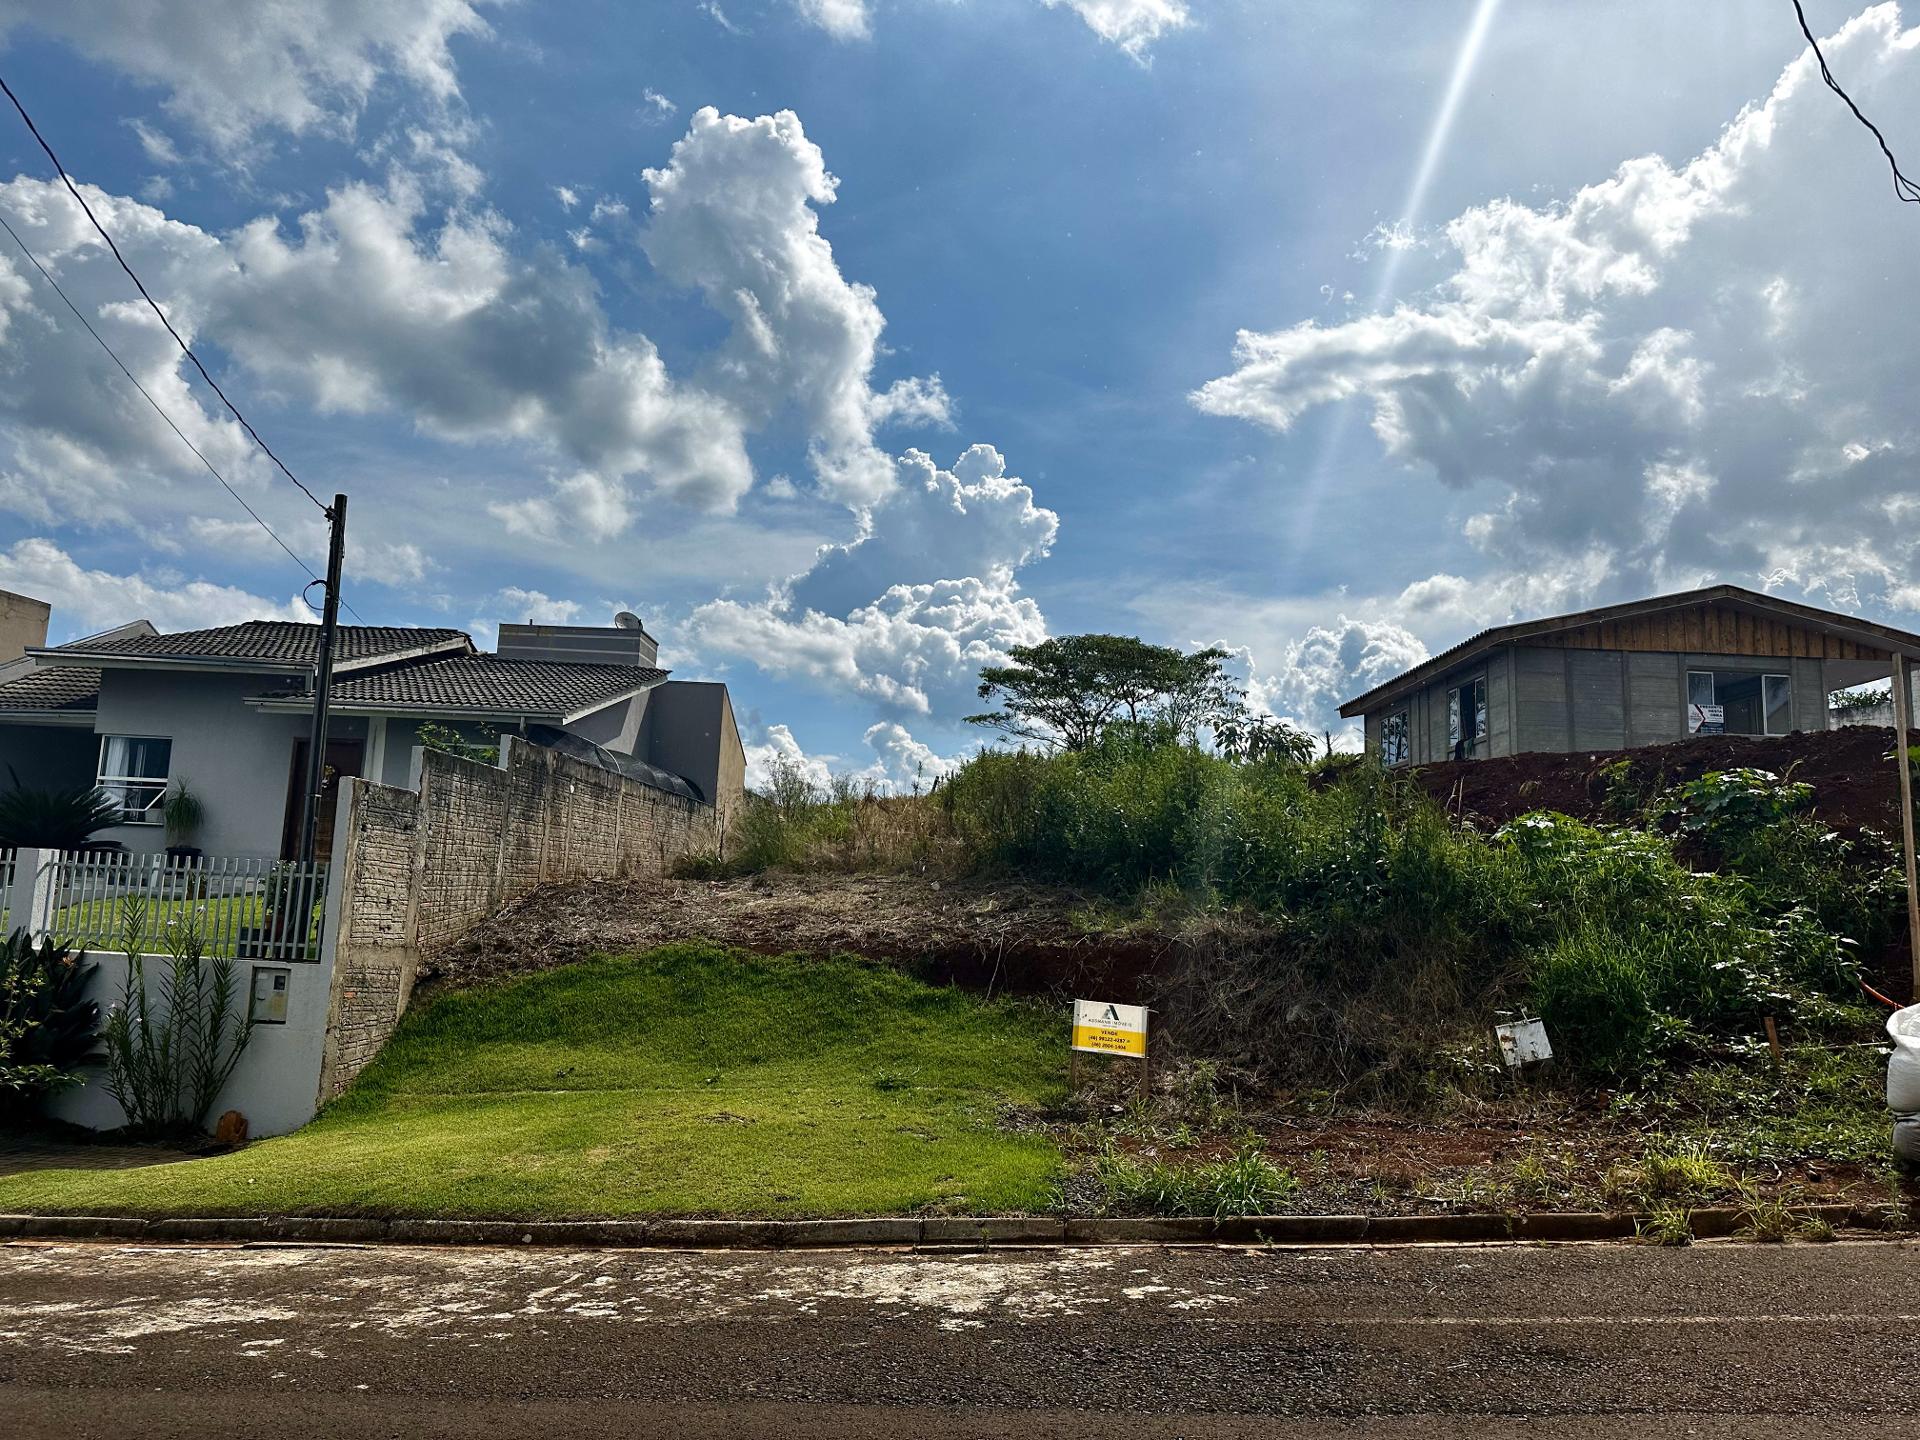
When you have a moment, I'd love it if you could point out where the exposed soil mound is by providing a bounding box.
[425,871,1170,1002]
[1409,725,1903,835]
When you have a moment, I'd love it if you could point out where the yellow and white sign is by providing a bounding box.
[1072,998,1148,1057]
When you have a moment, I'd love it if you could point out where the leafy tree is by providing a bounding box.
[0,771,122,849]
[415,722,500,766]
[968,635,1250,751]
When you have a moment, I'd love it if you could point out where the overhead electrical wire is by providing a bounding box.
[0,209,325,591]
[1793,0,1920,205]
[0,71,364,621]
[0,73,335,511]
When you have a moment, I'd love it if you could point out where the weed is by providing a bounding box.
[1734,1184,1793,1242]
[1603,1139,1737,1210]
[1093,1141,1298,1219]
[1635,1204,1694,1247]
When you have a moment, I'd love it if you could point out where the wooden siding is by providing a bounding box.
[1533,603,1888,661]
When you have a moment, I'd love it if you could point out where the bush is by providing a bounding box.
[1093,1140,1298,1218]
[1532,932,1663,1080]
[0,929,102,1120]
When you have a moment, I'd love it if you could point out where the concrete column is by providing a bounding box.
[8,846,55,940]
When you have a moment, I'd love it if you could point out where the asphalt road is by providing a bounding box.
[0,1237,1915,1437]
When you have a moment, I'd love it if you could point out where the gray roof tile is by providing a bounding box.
[54,621,468,667]
[265,653,668,717]
[0,667,101,713]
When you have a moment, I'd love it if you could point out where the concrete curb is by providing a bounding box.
[0,1203,1900,1250]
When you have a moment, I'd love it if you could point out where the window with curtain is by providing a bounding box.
[97,735,172,822]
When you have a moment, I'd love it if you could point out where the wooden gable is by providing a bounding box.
[1531,601,1888,661]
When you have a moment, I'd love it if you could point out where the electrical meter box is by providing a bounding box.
[250,966,290,1025]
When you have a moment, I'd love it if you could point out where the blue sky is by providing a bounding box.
[0,1,1915,786]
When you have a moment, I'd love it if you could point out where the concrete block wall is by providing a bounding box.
[318,739,717,1099]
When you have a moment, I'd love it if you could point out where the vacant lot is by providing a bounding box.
[0,943,1066,1219]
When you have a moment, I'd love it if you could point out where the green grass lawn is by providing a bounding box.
[49,893,322,957]
[0,942,1068,1219]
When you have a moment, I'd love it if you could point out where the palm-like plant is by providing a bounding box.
[0,770,123,850]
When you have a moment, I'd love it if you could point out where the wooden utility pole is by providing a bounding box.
[1893,653,1920,999]
[298,493,347,866]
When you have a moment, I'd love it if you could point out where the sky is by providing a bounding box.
[0,0,1915,789]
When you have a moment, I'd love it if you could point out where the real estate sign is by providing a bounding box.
[1072,999,1148,1057]
[1688,702,1725,735]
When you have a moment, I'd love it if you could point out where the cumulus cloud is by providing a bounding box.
[690,446,1055,718]
[1238,617,1428,743]
[0,537,306,634]
[1194,4,1920,618]
[643,107,948,507]
[1042,0,1189,59]
[0,100,947,537]
[0,0,496,155]
[741,717,962,795]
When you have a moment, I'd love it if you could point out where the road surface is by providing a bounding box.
[0,1237,1914,1437]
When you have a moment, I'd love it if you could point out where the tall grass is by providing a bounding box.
[940,735,1885,1091]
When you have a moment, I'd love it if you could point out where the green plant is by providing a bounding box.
[1829,686,1889,712]
[416,722,500,766]
[1733,1184,1793,1243]
[0,773,122,849]
[0,928,102,1117]
[1604,1140,1737,1210]
[1658,768,1813,840]
[100,903,253,1138]
[1093,1140,1298,1219]
[161,781,205,848]
[1635,1204,1694,1246]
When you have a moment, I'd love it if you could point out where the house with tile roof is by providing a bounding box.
[0,592,744,860]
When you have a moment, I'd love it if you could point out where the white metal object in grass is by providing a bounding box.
[1495,1016,1552,1068]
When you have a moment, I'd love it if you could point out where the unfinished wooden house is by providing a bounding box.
[1340,585,1920,766]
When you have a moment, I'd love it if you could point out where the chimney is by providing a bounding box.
[0,589,51,665]
[496,610,658,668]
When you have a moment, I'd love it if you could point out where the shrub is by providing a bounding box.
[0,776,122,849]
[1532,932,1663,1080]
[0,929,102,1119]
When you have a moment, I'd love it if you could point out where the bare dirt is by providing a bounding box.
[424,871,1171,1003]
[1407,724,1904,835]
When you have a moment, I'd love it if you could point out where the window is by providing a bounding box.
[1447,678,1487,758]
[1685,671,1793,737]
[1763,674,1793,736]
[1381,709,1409,766]
[97,735,171,823]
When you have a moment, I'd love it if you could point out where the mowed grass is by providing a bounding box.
[0,942,1067,1219]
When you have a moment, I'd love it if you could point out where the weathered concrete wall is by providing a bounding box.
[318,738,717,1099]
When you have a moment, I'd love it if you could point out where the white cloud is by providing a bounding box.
[690,446,1056,719]
[643,107,946,507]
[553,185,580,211]
[0,536,307,634]
[794,0,871,41]
[492,587,582,624]
[128,119,182,167]
[1194,4,1920,618]
[186,516,434,589]
[1233,616,1428,749]
[740,717,963,795]
[640,89,678,123]
[742,720,834,793]
[0,0,496,155]
[1042,0,1189,59]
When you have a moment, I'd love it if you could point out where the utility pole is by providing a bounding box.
[299,493,347,866]
[1893,653,1920,999]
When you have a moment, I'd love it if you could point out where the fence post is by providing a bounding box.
[10,846,55,941]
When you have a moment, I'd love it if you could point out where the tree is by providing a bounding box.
[967,635,1248,751]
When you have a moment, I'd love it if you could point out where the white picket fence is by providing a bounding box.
[9,848,328,963]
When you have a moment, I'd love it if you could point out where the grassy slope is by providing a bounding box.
[0,942,1066,1219]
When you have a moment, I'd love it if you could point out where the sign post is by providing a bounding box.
[1071,999,1151,1103]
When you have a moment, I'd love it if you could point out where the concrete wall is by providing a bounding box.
[0,589,50,664]
[44,947,333,1138]
[92,669,368,857]
[642,682,746,826]
[0,723,96,792]
[317,737,719,1098]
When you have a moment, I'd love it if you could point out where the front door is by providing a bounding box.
[280,738,366,863]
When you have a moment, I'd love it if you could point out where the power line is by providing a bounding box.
[0,71,334,510]
[1793,0,1920,205]
[0,206,365,621]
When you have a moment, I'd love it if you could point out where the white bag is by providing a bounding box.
[1887,1004,1920,1115]
[1897,1117,1920,1163]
